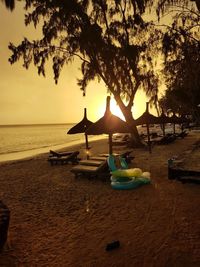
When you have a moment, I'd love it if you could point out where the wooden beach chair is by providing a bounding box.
[48,150,80,166]
[168,167,200,184]
[0,200,10,251]
[89,156,108,161]
[71,160,109,179]
[112,134,131,147]
[168,159,200,184]
[99,150,134,164]
[154,134,176,145]
[78,159,105,167]
[175,130,188,139]
[49,150,77,157]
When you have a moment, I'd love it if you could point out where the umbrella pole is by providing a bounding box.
[109,133,113,155]
[85,133,90,159]
[173,123,176,134]
[162,123,165,136]
[146,123,151,153]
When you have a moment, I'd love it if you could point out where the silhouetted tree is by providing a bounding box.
[7,0,163,144]
[4,0,199,141]
[156,0,200,15]
[159,40,200,121]
[159,1,200,122]
[1,0,14,10]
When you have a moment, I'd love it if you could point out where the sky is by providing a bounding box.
[0,2,152,125]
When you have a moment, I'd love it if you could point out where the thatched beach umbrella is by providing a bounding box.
[169,113,183,134]
[135,102,159,153]
[157,111,173,136]
[67,108,93,159]
[86,96,130,154]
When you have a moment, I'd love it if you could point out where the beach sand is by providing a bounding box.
[0,131,200,267]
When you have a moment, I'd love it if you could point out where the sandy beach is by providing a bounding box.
[0,131,200,267]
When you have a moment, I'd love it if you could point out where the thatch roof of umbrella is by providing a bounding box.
[157,112,172,124]
[172,113,191,124]
[170,113,184,124]
[157,111,173,136]
[169,113,191,133]
[86,96,131,154]
[67,108,93,158]
[67,108,93,134]
[135,104,159,126]
[135,102,159,153]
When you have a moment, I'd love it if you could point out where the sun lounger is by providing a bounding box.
[168,167,200,184]
[154,134,176,145]
[48,150,80,165]
[168,159,200,184]
[79,159,104,166]
[49,150,77,157]
[0,200,10,251]
[89,156,107,161]
[112,140,127,146]
[99,150,134,163]
[71,160,109,179]
[112,135,130,147]
[175,130,188,139]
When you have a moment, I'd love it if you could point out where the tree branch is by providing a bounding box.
[154,23,200,43]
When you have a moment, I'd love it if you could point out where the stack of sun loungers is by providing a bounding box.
[71,155,109,179]
[71,150,134,179]
[112,134,131,147]
[48,150,80,166]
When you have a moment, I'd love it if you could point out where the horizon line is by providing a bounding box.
[0,122,76,127]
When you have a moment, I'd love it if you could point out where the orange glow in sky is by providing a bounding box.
[95,92,153,122]
[0,2,156,125]
[97,97,125,120]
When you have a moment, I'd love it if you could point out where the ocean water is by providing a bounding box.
[0,124,104,162]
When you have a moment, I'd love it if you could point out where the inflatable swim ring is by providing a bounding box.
[111,179,143,190]
[107,155,129,171]
[112,168,142,178]
[111,176,134,182]
[141,172,151,179]
[107,154,151,190]
[111,177,150,190]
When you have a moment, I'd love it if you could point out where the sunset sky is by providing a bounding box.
[0,2,152,125]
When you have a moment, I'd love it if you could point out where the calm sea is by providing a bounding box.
[0,124,104,162]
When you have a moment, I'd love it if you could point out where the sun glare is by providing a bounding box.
[110,98,125,120]
[97,97,125,121]
[95,92,156,122]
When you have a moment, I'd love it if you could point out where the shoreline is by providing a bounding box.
[0,131,200,266]
[0,135,107,164]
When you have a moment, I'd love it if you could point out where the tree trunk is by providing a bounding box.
[125,115,143,147]
[113,96,143,147]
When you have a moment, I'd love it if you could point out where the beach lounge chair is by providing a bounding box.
[48,150,80,165]
[175,130,188,139]
[99,150,134,164]
[89,156,108,161]
[78,159,105,167]
[71,159,109,179]
[0,200,10,251]
[154,134,176,145]
[112,134,131,147]
[168,159,200,184]
[168,167,200,184]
